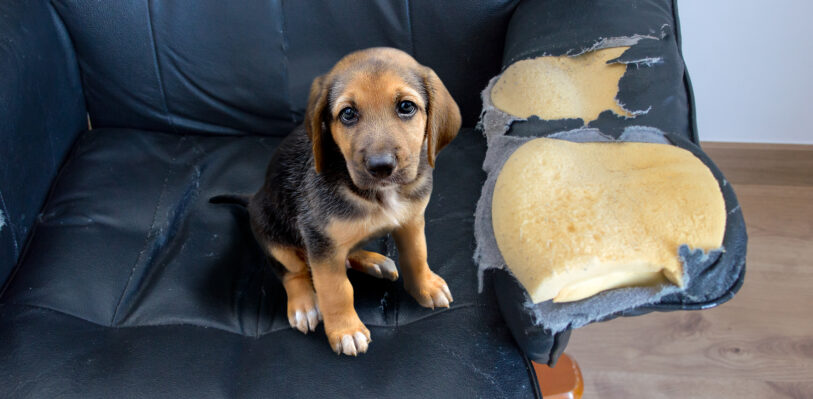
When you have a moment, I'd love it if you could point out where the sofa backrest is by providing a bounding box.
[51,0,520,135]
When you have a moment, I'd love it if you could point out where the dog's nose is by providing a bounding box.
[365,154,396,179]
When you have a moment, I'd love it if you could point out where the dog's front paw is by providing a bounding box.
[405,270,453,309]
[287,291,321,334]
[325,313,371,356]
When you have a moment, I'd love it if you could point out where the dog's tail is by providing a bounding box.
[209,194,251,207]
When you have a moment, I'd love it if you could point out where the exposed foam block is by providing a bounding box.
[490,47,632,123]
[491,138,726,303]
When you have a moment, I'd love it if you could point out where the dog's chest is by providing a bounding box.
[327,187,423,249]
[374,188,411,228]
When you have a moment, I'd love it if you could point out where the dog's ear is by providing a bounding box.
[305,75,329,173]
[422,67,461,168]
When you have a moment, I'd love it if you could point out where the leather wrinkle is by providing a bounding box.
[47,0,90,122]
[167,54,273,127]
[0,191,18,259]
[405,0,415,55]
[0,131,87,299]
[109,163,172,325]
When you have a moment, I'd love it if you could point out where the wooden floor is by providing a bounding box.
[566,142,813,398]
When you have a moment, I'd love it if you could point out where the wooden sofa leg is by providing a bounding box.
[533,353,584,399]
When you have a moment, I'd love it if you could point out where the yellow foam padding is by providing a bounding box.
[492,138,726,303]
[490,47,633,123]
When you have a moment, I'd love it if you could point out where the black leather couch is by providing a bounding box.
[0,1,745,397]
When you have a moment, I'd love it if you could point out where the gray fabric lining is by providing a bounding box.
[473,125,724,333]
[478,75,521,144]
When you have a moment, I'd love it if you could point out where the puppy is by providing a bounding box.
[248,48,460,355]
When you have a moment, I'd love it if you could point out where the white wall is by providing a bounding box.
[679,1,813,144]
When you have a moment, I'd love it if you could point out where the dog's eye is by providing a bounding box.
[339,107,358,124]
[397,101,416,117]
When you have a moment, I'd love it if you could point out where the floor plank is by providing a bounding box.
[566,142,813,399]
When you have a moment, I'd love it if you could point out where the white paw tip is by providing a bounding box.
[442,284,453,302]
[341,335,358,356]
[434,293,450,308]
[307,309,319,331]
[295,310,308,333]
[353,331,370,353]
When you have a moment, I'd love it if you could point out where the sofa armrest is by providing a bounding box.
[490,0,746,366]
[500,0,696,143]
[0,0,86,287]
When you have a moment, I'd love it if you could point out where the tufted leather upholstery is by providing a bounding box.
[48,0,519,136]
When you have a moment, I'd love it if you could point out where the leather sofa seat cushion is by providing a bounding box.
[0,128,534,397]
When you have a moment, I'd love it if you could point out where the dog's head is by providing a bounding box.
[305,47,461,190]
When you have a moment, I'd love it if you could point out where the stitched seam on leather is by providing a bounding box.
[237,238,264,337]
[110,144,177,326]
[279,0,295,123]
[145,0,178,134]
[114,137,211,327]
[3,301,476,336]
[254,265,272,338]
[404,0,415,55]
[255,275,263,338]
[182,134,268,337]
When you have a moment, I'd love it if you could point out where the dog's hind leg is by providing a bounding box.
[267,244,321,333]
[346,249,399,281]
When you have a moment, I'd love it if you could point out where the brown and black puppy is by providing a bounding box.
[249,48,460,355]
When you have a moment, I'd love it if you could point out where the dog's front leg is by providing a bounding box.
[309,250,371,356]
[393,216,454,309]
